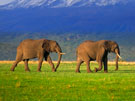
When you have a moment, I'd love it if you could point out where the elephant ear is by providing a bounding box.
[42,40,50,52]
[103,40,111,51]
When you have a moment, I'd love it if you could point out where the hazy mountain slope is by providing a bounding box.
[0,0,135,61]
[0,4,135,32]
[0,32,135,61]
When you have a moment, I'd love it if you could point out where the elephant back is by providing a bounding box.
[20,39,44,59]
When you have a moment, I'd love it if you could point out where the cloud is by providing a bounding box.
[95,0,126,6]
[0,0,15,5]
[0,0,130,9]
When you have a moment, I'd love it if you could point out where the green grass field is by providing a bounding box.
[0,62,135,101]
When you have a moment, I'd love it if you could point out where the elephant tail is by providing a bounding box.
[76,48,78,60]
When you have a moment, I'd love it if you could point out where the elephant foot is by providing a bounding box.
[75,70,81,73]
[104,70,108,73]
[10,69,14,71]
[37,70,41,72]
[25,69,30,72]
[87,70,93,73]
[10,67,15,71]
[95,68,98,72]
[52,69,56,72]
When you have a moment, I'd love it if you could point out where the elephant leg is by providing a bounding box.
[37,57,43,72]
[103,57,108,73]
[95,60,102,72]
[10,53,22,71]
[47,56,56,72]
[24,59,30,72]
[10,60,21,71]
[75,58,83,73]
[85,60,92,73]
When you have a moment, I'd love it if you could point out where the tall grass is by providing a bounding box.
[0,62,135,100]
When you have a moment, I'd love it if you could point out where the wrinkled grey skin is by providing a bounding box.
[76,40,121,73]
[10,39,63,72]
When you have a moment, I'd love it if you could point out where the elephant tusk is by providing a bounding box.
[117,53,122,59]
[60,53,66,55]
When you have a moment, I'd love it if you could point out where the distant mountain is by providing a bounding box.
[0,0,135,32]
[0,0,135,61]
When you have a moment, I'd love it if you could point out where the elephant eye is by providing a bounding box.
[114,47,118,50]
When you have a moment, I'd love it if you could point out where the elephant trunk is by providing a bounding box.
[55,53,62,71]
[55,46,65,71]
[115,48,121,71]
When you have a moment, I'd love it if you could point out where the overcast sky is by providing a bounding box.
[0,0,14,5]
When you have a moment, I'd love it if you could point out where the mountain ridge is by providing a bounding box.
[0,5,135,32]
[0,0,135,32]
[0,0,130,9]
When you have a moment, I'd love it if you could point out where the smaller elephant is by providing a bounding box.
[10,39,65,72]
[76,40,121,73]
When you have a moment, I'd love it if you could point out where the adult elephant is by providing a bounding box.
[10,39,65,72]
[75,40,121,73]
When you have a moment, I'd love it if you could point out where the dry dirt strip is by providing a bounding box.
[0,61,135,65]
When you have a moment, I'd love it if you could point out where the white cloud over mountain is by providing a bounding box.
[0,0,14,5]
[0,0,130,9]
